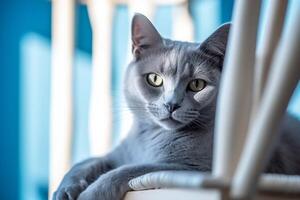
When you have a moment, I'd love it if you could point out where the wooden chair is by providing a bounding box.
[49,0,300,199]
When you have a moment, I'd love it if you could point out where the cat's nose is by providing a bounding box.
[164,103,180,113]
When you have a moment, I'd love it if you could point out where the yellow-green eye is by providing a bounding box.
[146,73,163,87]
[188,79,206,92]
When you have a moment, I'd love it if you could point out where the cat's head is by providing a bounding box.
[124,13,230,131]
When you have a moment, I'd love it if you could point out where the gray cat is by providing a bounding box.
[53,14,300,200]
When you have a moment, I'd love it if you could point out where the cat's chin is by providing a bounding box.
[156,117,186,130]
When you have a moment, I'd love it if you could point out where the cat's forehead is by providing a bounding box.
[160,43,207,77]
[135,40,219,81]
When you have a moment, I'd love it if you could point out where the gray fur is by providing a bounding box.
[53,14,300,200]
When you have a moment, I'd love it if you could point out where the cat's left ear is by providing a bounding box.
[200,23,231,58]
[131,13,163,58]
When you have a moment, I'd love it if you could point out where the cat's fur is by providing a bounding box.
[53,14,300,200]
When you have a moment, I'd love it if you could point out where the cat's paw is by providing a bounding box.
[77,175,127,200]
[53,179,88,200]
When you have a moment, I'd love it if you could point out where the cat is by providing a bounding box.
[53,13,300,200]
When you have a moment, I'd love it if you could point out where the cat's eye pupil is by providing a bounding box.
[154,75,157,82]
[195,80,199,88]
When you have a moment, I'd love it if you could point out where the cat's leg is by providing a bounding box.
[77,163,193,200]
[53,156,114,200]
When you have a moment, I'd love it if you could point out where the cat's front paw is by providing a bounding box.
[77,175,128,200]
[53,179,88,200]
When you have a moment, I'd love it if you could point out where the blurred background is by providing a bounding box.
[0,0,299,200]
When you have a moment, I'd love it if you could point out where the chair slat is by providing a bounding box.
[252,0,288,113]
[231,4,300,199]
[49,0,75,198]
[213,0,261,180]
[129,171,300,195]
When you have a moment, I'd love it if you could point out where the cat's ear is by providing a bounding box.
[200,23,231,58]
[131,13,163,57]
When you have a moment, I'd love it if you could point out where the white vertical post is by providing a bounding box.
[252,0,288,113]
[172,1,194,41]
[231,4,300,199]
[213,0,261,180]
[118,0,156,140]
[128,0,155,19]
[49,0,75,198]
[87,0,114,156]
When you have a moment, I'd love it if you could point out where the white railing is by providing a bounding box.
[49,0,75,198]
[86,0,114,157]
[49,0,300,199]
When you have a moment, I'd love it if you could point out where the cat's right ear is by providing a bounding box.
[200,23,231,58]
[131,13,163,58]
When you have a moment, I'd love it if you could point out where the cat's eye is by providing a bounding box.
[146,73,163,87]
[188,79,206,92]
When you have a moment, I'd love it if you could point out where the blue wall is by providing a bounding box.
[0,1,51,199]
